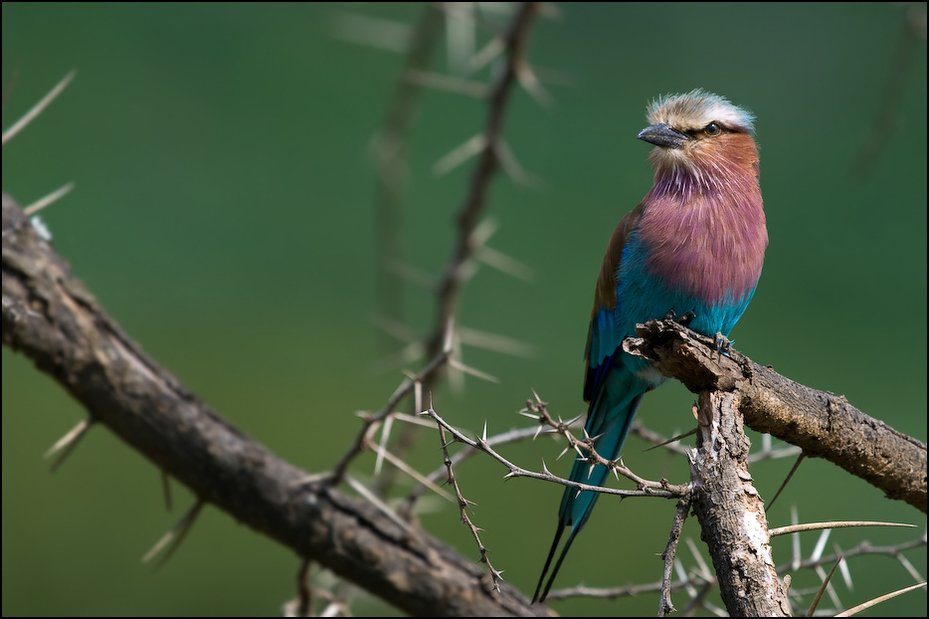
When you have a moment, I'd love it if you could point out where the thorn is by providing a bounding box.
[3,70,75,146]
[470,217,499,247]
[413,380,423,417]
[766,451,806,512]
[811,528,831,562]
[565,414,583,426]
[44,417,94,472]
[345,475,413,533]
[374,414,394,475]
[475,245,535,282]
[458,325,535,357]
[375,442,454,501]
[384,259,436,290]
[142,500,204,568]
[442,317,456,355]
[23,182,74,216]
[448,357,499,383]
[433,134,487,176]
[834,543,853,591]
[481,420,488,442]
[840,582,928,616]
[494,140,544,189]
[391,411,438,428]
[404,69,488,98]
[332,13,413,53]
[373,340,426,374]
[467,36,505,74]
[516,63,554,108]
[806,554,842,617]
[643,427,697,452]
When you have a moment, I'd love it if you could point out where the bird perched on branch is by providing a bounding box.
[533,89,768,603]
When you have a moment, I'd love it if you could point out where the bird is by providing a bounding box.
[532,89,768,603]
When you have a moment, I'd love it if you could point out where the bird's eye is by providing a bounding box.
[705,123,721,136]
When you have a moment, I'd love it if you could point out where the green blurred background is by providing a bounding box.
[3,2,926,616]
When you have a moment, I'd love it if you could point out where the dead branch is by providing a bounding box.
[1,193,545,617]
[624,318,927,514]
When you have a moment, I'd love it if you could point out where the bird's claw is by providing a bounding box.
[663,309,696,327]
[714,333,732,358]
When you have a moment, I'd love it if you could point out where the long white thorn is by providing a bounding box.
[3,71,75,146]
[24,182,74,216]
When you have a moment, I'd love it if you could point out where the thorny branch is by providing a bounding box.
[1,192,545,617]
[432,408,505,590]
[421,405,684,501]
[658,490,693,616]
[424,2,540,366]
[347,4,543,505]
[334,5,547,594]
[4,4,926,616]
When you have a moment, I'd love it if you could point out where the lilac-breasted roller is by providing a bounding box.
[533,90,768,603]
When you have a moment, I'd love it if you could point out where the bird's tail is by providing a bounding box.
[532,389,644,603]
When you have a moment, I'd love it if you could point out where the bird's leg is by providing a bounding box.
[676,310,696,327]
[713,332,732,359]
[663,308,697,327]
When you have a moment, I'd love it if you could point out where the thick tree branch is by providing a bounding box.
[624,319,927,514]
[688,389,790,616]
[1,194,544,617]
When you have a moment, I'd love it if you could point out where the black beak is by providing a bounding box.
[637,122,689,149]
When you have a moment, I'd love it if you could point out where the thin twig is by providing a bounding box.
[419,406,684,499]
[371,1,543,502]
[659,489,693,616]
[327,343,452,485]
[430,406,504,590]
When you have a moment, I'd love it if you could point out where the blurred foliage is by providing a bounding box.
[2,2,925,617]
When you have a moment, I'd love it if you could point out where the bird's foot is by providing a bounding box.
[714,333,732,359]
[663,309,696,327]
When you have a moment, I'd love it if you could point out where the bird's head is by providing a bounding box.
[637,89,758,186]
